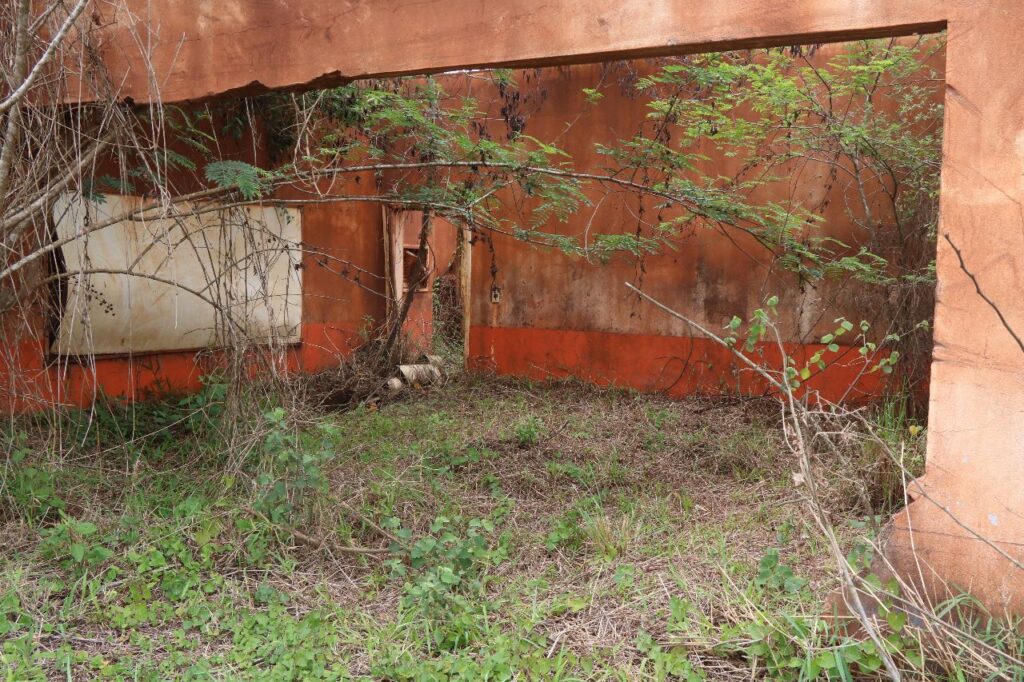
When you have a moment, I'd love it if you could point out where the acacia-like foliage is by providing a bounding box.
[625,40,943,283]
[200,39,942,289]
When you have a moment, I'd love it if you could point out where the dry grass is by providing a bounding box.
[303,376,853,672]
[2,374,1003,680]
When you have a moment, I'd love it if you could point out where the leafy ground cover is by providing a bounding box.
[0,376,1016,680]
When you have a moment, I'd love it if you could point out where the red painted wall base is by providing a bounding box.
[468,325,888,403]
[0,322,365,411]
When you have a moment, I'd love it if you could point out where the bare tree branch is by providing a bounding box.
[0,0,91,114]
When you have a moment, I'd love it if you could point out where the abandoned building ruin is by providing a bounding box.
[2,0,1023,622]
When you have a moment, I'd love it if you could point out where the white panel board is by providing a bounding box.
[51,194,302,355]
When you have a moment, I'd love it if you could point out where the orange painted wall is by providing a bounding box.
[0,181,388,410]
[1,46,938,409]
[0,169,467,410]
[453,48,940,400]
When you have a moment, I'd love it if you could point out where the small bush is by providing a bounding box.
[511,416,543,448]
[252,408,331,525]
[2,432,64,523]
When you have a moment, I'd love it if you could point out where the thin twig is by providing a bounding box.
[943,233,1024,355]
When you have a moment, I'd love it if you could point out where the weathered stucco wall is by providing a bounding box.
[66,0,1024,613]
[95,1,947,103]
[0,184,387,410]
[444,50,932,401]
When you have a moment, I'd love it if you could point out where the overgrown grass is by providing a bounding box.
[0,376,1019,680]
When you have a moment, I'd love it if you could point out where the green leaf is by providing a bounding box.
[204,160,266,200]
[88,546,114,564]
[567,596,589,612]
[814,651,837,670]
[75,521,98,536]
[835,649,853,682]
[886,609,907,633]
[783,574,808,593]
[69,543,86,563]
[162,149,197,172]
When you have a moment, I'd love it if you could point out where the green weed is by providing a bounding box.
[1,376,1019,680]
[511,415,544,448]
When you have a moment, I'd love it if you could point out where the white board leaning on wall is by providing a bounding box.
[50,194,302,356]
